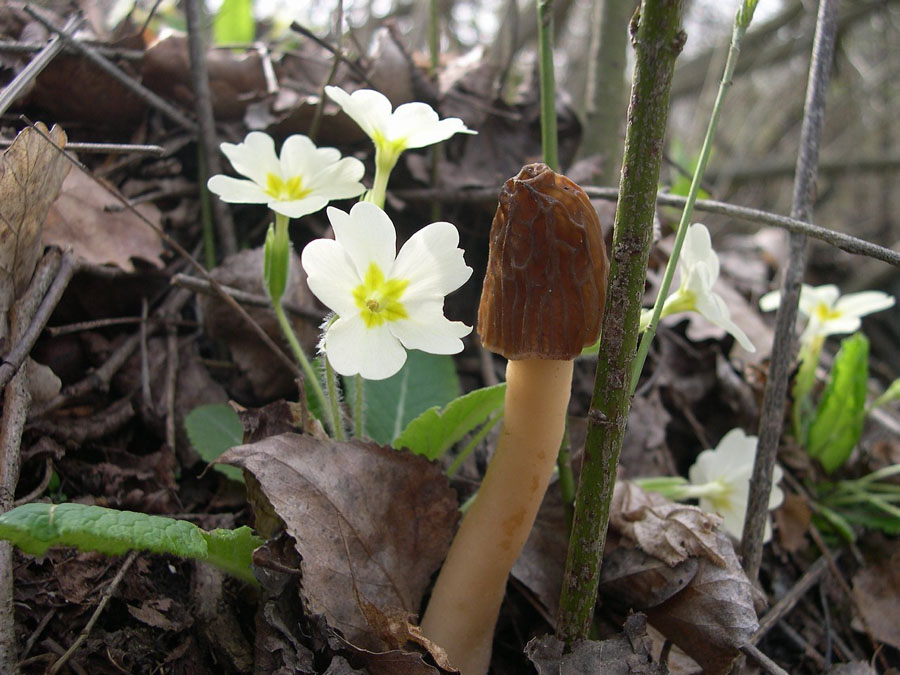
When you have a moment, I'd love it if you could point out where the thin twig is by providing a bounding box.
[23,6,196,131]
[308,3,344,142]
[394,186,900,268]
[0,249,76,391]
[48,551,138,675]
[13,458,53,507]
[741,0,840,584]
[184,0,237,258]
[0,39,142,60]
[170,273,324,321]
[164,326,179,450]
[752,554,832,642]
[0,140,165,155]
[740,642,790,675]
[0,15,80,116]
[288,21,373,86]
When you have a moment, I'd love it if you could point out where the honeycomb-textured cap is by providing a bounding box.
[477,163,608,360]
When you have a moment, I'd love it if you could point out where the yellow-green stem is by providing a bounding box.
[353,373,365,438]
[272,300,334,437]
[537,0,558,171]
[325,357,346,441]
[631,3,758,393]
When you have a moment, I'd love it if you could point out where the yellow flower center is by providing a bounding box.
[814,303,842,322]
[352,263,409,328]
[703,480,735,513]
[266,173,311,201]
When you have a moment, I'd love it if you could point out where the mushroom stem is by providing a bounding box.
[421,358,573,675]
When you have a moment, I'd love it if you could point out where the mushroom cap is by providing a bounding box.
[477,163,608,360]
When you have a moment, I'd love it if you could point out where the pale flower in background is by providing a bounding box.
[688,428,784,542]
[300,202,473,380]
[324,86,476,165]
[759,283,895,345]
[642,223,756,352]
[207,131,366,218]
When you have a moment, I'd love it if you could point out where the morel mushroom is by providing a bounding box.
[420,163,608,675]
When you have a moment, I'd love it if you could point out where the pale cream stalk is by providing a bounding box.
[420,359,573,675]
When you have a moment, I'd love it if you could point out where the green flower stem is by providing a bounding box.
[353,373,365,438]
[630,1,758,394]
[557,0,685,645]
[556,429,576,530]
[792,335,824,442]
[537,0,558,171]
[325,357,346,441]
[368,148,398,209]
[272,300,334,436]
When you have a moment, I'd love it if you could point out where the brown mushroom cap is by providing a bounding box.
[477,163,608,360]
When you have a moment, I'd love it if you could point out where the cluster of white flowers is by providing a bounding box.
[207,87,475,381]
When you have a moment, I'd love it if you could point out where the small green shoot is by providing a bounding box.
[807,333,869,473]
[0,503,262,584]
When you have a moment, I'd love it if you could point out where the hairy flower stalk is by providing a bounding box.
[420,164,608,675]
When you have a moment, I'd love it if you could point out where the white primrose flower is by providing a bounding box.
[207,131,366,218]
[759,283,895,345]
[653,223,756,352]
[300,202,473,380]
[324,86,476,167]
[688,428,784,542]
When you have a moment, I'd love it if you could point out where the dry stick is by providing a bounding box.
[740,642,790,675]
[307,2,344,143]
[23,122,302,389]
[48,551,138,675]
[184,0,237,258]
[170,272,324,321]
[752,554,832,643]
[0,38,142,60]
[741,0,840,584]
[0,141,165,155]
[23,7,197,132]
[0,249,75,390]
[395,187,900,268]
[0,249,61,667]
[556,0,686,643]
[164,326,179,450]
[0,14,80,115]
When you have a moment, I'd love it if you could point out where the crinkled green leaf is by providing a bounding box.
[185,403,245,482]
[808,333,869,473]
[348,351,460,445]
[393,383,506,460]
[0,503,261,584]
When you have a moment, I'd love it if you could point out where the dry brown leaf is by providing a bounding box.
[0,123,69,318]
[43,170,165,272]
[526,613,665,674]
[851,553,900,650]
[646,531,758,675]
[600,546,700,611]
[612,481,726,567]
[219,433,458,652]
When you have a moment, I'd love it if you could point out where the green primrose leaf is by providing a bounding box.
[807,332,869,473]
[392,383,507,460]
[0,503,262,584]
[184,404,245,483]
[348,350,460,445]
[213,0,255,45]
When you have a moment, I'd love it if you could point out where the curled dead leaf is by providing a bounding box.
[0,123,69,324]
[526,613,665,674]
[219,434,458,652]
[612,480,726,567]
